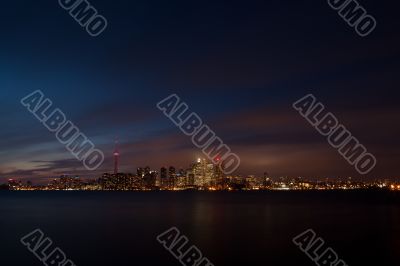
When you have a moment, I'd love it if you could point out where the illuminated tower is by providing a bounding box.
[113,140,119,175]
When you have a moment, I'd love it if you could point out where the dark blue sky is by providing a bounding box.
[1,0,399,183]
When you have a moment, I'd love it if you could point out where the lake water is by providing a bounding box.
[0,191,399,266]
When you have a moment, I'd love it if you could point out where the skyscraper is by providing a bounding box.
[191,158,225,188]
[176,168,187,187]
[137,167,144,178]
[192,158,209,187]
[143,168,157,188]
[160,167,168,189]
[168,166,176,188]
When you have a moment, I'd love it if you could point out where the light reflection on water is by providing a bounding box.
[0,191,399,266]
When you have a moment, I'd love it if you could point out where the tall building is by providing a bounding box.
[190,158,225,188]
[186,168,195,187]
[168,166,176,188]
[160,167,168,189]
[191,158,210,187]
[137,168,144,178]
[136,167,145,188]
[176,168,187,187]
[113,140,120,175]
[205,162,214,186]
[144,166,151,177]
[143,169,157,188]
[214,164,226,188]
[192,159,202,187]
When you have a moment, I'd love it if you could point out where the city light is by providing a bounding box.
[3,158,399,192]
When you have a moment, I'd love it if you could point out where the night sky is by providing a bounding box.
[1,0,399,183]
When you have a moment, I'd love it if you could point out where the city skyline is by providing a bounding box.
[1,131,400,184]
[5,155,400,191]
[2,150,399,187]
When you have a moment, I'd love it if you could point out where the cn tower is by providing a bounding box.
[113,139,119,175]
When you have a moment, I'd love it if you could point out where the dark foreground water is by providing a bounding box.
[0,191,399,266]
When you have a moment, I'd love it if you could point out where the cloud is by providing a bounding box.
[1,99,399,184]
